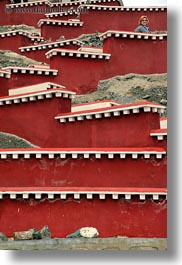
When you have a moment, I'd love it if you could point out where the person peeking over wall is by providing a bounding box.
[134,16,151,33]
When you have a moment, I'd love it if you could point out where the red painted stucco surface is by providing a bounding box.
[21,42,81,63]
[0,197,167,238]
[49,38,166,93]
[0,72,57,93]
[40,9,167,40]
[0,98,161,148]
[0,34,35,54]
[0,153,167,187]
[80,8,167,34]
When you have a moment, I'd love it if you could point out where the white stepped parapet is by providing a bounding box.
[8,82,65,96]
[38,19,84,27]
[99,30,167,41]
[0,69,11,78]
[19,38,83,52]
[150,129,167,141]
[72,100,120,112]
[55,101,166,122]
[46,48,111,59]
[0,187,167,201]
[0,88,75,106]
[0,147,166,160]
[2,66,58,76]
[160,117,167,129]
[0,30,43,42]
[5,0,122,9]
[78,4,167,12]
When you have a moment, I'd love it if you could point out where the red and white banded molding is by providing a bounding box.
[55,101,165,123]
[19,38,83,52]
[0,147,166,160]
[99,30,167,41]
[0,69,11,78]
[0,88,75,106]
[0,187,167,201]
[38,19,84,27]
[2,66,58,76]
[46,48,111,59]
[79,4,166,12]
[150,129,167,140]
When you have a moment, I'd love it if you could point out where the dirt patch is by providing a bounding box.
[72,73,167,116]
[0,132,38,148]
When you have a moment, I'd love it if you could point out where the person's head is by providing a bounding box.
[139,16,149,26]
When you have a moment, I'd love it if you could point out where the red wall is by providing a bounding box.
[80,8,167,34]
[102,36,167,75]
[0,3,48,27]
[49,37,166,93]
[41,23,85,41]
[0,72,57,93]
[0,98,161,148]
[0,153,167,187]
[21,43,80,64]
[0,35,35,54]
[40,9,167,40]
[51,54,107,93]
[0,197,167,238]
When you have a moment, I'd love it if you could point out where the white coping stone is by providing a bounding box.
[60,194,67,199]
[113,111,120,116]
[13,98,20,104]
[84,153,90,158]
[77,116,84,121]
[48,153,55,159]
[132,154,138,159]
[125,194,131,200]
[86,193,93,199]
[112,194,119,199]
[21,97,28,102]
[69,117,75,122]
[29,96,36,101]
[45,93,53,98]
[152,107,158,112]
[139,194,146,200]
[104,112,111,117]
[74,193,80,199]
[99,194,105,199]
[108,153,114,159]
[132,108,140,113]
[24,153,30,159]
[1,154,7,159]
[144,106,151,112]
[12,154,18,159]
[95,113,102,118]
[86,115,92,119]
[153,194,159,200]
[144,154,150,159]
[95,153,101,159]
[10,194,16,199]
[23,193,29,199]
[157,135,164,140]
[123,109,130,115]
[36,153,42,159]
[60,153,66,159]
[35,193,42,199]
[48,194,54,199]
